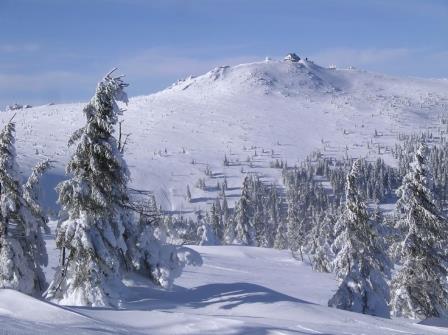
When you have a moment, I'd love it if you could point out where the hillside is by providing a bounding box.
[1,55,447,215]
[1,55,448,334]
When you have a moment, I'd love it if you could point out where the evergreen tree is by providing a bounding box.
[210,198,223,242]
[286,184,299,250]
[133,208,202,288]
[222,192,237,245]
[23,159,53,234]
[199,222,218,246]
[0,121,48,296]
[273,218,288,250]
[221,192,230,228]
[391,143,448,319]
[262,186,280,248]
[311,213,335,273]
[45,71,130,306]
[253,180,269,247]
[329,160,390,318]
[234,176,254,245]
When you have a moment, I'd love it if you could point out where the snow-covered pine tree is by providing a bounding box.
[221,192,230,228]
[222,190,236,245]
[311,212,335,273]
[274,218,288,249]
[390,143,448,319]
[233,176,254,245]
[0,120,48,296]
[286,201,305,260]
[23,159,53,234]
[285,178,298,244]
[132,206,202,289]
[210,198,223,242]
[329,159,390,318]
[199,222,218,246]
[266,186,281,248]
[45,71,130,307]
[252,180,269,247]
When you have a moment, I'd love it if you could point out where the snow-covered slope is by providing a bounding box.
[2,56,447,214]
[2,57,448,333]
[1,245,447,335]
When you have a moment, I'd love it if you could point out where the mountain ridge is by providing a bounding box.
[1,55,448,212]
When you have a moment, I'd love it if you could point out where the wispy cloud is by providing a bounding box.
[0,43,40,53]
[0,47,261,107]
[119,47,260,79]
[0,71,94,92]
[310,47,448,78]
[0,70,99,108]
[311,47,413,68]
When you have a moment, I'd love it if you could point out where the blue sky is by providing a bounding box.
[0,0,447,107]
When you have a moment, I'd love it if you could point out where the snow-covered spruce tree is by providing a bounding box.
[0,121,48,296]
[199,221,218,246]
[311,212,335,273]
[45,71,131,307]
[131,207,202,289]
[329,159,390,318]
[233,176,254,245]
[267,186,282,247]
[390,143,448,319]
[210,198,223,243]
[23,159,53,235]
[274,218,288,249]
[221,192,230,231]
[254,183,280,248]
[286,198,305,260]
[122,187,202,287]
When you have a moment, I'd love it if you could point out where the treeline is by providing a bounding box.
[179,152,399,253]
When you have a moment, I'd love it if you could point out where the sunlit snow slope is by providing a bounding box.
[2,57,447,215]
[2,245,447,335]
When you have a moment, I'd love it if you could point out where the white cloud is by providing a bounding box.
[0,71,94,92]
[0,47,261,107]
[308,47,448,78]
[310,47,413,68]
[0,43,40,53]
[119,47,261,79]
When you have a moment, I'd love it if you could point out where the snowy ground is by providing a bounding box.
[1,244,447,335]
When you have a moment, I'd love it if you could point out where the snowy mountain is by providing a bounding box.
[2,55,448,334]
[2,55,448,216]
